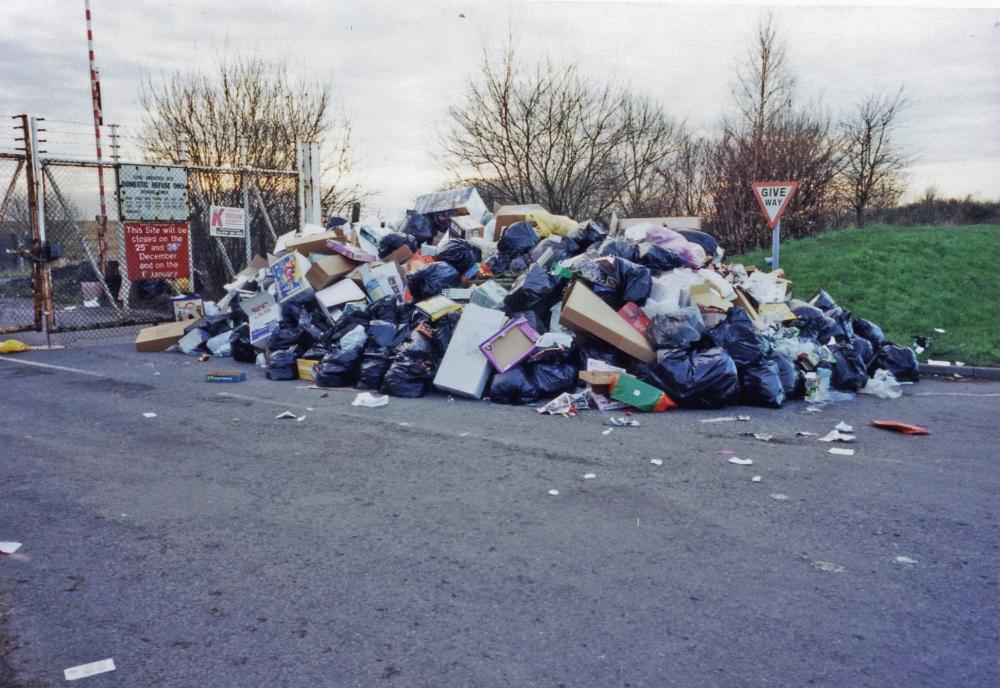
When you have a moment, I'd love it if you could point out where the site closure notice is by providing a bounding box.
[124,221,191,279]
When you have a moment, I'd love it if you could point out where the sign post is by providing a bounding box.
[751,181,798,271]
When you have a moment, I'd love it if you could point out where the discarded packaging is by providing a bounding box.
[0,542,22,555]
[608,416,640,427]
[870,419,931,435]
[818,430,856,443]
[205,371,246,383]
[64,659,116,681]
[728,457,753,465]
[352,391,390,407]
[828,447,856,456]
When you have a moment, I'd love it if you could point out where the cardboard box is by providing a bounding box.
[479,315,540,373]
[415,295,463,322]
[413,186,488,222]
[357,224,392,256]
[758,301,796,324]
[241,291,280,346]
[609,373,677,412]
[306,253,363,290]
[171,294,204,321]
[325,240,376,263]
[451,215,485,239]
[315,279,366,322]
[135,320,191,352]
[558,281,655,363]
[579,370,620,397]
[433,304,507,399]
[296,358,320,382]
[357,262,406,302]
[383,244,414,266]
[270,252,315,303]
[690,282,733,312]
[469,280,508,310]
[235,255,269,280]
[493,203,547,238]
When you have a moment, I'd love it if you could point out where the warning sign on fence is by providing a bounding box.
[124,221,190,280]
[209,205,247,238]
[118,165,188,221]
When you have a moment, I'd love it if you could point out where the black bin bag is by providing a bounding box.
[870,343,920,382]
[266,348,298,381]
[597,236,639,262]
[708,307,768,366]
[503,264,561,314]
[830,342,868,392]
[378,232,418,259]
[380,357,435,398]
[639,346,739,409]
[436,239,482,274]
[355,346,392,391]
[531,354,577,397]
[772,354,804,400]
[314,347,363,388]
[488,366,540,405]
[740,358,786,408]
[230,326,257,363]
[852,318,886,349]
[497,222,540,257]
[636,242,685,273]
[407,262,461,301]
[647,309,704,350]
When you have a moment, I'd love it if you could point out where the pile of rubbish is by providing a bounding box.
[135,186,919,411]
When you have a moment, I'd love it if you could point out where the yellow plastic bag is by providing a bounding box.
[0,340,30,354]
[526,210,577,238]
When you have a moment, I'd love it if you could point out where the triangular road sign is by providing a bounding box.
[751,181,798,229]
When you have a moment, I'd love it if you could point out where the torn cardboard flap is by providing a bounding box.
[415,295,463,321]
[493,203,547,239]
[284,229,345,257]
[559,281,655,363]
[306,253,363,291]
[690,282,733,312]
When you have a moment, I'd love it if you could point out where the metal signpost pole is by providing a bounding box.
[772,219,780,271]
[240,137,251,267]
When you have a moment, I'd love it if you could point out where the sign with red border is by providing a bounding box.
[751,181,798,228]
[124,221,190,279]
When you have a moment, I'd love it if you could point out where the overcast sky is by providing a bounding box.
[1,0,998,215]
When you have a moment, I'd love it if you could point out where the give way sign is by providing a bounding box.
[751,181,798,228]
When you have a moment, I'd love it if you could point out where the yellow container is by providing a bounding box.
[297,358,319,382]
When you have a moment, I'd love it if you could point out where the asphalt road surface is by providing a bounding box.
[1,342,998,687]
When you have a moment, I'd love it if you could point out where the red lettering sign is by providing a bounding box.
[124,221,191,280]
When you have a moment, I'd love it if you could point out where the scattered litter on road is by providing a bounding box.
[804,406,823,413]
[835,421,853,432]
[926,359,951,366]
[548,489,560,496]
[64,659,116,681]
[352,392,390,408]
[719,448,736,455]
[828,447,855,456]
[608,416,640,427]
[770,493,789,501]
[0,542,22,555]
[602,428,613,436]
[399,421,412,427]
[650,458,663,465]
[740,432,773,442]
[751,475,762,482]
[583,473,596,479]
[894,556,918,565]
[536,391,589,416]
[275,411,297,420]
[796,431,818,437]
[141,412,157,418]
[700,415,748,424]
[459,431,471,437]
[933,328,946,334]
[205,370,246,383]
[811,560,845,573]
[728,457,753,465]
[870,419,931,435]
[818,430,856,443]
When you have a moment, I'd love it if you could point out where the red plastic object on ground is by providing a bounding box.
[870,420,931,435]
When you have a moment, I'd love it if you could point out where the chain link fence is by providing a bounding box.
[0,153,298,337]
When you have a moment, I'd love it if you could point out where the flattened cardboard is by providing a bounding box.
[758,301,796,323]
[383,244,414,266]
[690,282,733,312]
[610,214,702,235]
[559,281,655,363]
[306,254,362,290]
[241,291,280,346]
[270,252,315,303]
[235,255,269,280]
[433,304,508,399]
[413,186,487,221]
[325,240,376,263]
[415,295,463,321]
[135,320,190,352]
[284,229,344,256]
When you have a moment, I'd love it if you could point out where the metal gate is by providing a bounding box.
[0,126,300,336]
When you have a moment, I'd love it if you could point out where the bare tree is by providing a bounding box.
[138,54,362,215]
[704,15,843,252]
[441,44,677,220]
[840,88,908,227]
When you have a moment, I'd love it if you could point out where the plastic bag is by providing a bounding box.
[314,347,364,387]
[573,337,629,371]
[852,334,874,367]
[640,346,739,409]
[636,242,685,273]
[206,330,233,357]
[266,348,298,381]
[402,212,435,244]
[525,210,577,237]
[646,308,705,350]
[381,356,435,397]
[367,320,397,348]
[852,318,886,349]
[367,296,401,324]
[531,358,577,396]
[484,252,511,275]
[791,304,841,343]
[436,238,482,273]
[678,229,719,258]
[708,307,769,366]
[497,221,540,256]
[739,357,786,408]
[339,324,368,351]
[378,232,418,259]
[431,310,462,357]
[488,366,540,405]
[597,236,639,262]
[503,264,561,314]
[830,343,868,392]
[809,289,838,311]
[772,353,804,399]
[355,346,393,391]
[565,220,607,250]
[407,262,461,301]
[870,343,920,382]
[230,327,257,363]
[643,227,707,267]
[612,258,652,305]
[860,369,902,399]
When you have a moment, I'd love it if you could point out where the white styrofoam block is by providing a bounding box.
[433,304,508,399]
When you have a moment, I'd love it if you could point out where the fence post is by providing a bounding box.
[27,116,54,333]
[239,137,251,266]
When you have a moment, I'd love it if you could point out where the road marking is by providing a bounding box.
[0,357,105,377]
[915,392,1000,397]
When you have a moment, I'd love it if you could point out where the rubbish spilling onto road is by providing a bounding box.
[870,419,931,435]
[134,185,921,415]
[0,541,23,555]
[63,659,116,681]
